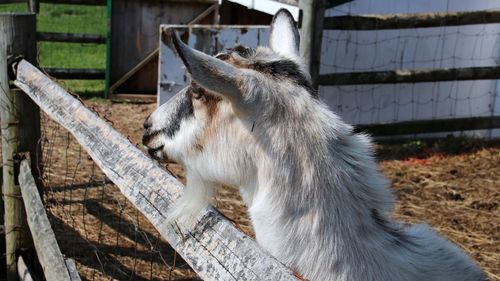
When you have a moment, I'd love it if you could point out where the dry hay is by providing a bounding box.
[379,143,499,281]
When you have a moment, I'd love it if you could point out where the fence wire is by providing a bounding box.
[39,108,199,281]
[320,2,500,135]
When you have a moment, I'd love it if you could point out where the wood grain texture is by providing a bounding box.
[14,59,299,281]
[37,32,106,44]
[324,9,500,30]
[355,116,500,136]
[65,259,82,281]
[1,14,38,281]
[19,159,80,281]
[319,66,500,85]
[109,0,216,93]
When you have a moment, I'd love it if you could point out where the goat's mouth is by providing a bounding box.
[147,145,165,161]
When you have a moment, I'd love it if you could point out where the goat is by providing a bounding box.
[143,9,486,281]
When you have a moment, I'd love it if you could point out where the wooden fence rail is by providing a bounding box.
[324,9,500,30]
[0,0,105,5]
[45,68,105,80]
[356,116,500,137]
[12,59,299,281]
[18,159,82,281]
[318,66,500,85]
[37,32,106,44]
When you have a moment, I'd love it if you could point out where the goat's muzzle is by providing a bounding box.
[142,116,164,160]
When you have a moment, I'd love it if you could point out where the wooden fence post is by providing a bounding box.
[299,0,325,92]
[0,13,39,281]
[27,0,39,14]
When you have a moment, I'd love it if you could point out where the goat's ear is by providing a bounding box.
[269,9,300,58]
[164,28,245,105]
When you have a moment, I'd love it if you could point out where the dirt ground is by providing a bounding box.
[8,99,499,280]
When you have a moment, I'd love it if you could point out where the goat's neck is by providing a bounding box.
[246,129,394,260]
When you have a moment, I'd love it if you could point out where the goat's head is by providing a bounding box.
[143,9,314,205]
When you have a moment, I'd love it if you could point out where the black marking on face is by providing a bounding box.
[371,209,418,249]
[215,52,230,61]
[162,90,194,138]
[216,45,255,61]
[252,59,314,94]
[230,45,255,58]
[215,45,315,96]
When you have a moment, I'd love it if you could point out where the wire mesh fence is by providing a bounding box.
[319,1,500,136]
[38,107,199,281]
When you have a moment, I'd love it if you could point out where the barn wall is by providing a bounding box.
[110,0,216,94]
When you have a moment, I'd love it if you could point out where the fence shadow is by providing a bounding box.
[48,202,197,280]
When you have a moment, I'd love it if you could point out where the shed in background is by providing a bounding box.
[108,0,218,100]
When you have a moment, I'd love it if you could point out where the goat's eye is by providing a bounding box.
[190,82,206,100]
[192,91,203,100]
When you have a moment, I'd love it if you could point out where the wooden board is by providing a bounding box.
[19,159,81,281]
[109,0,217,94]
[324,10,500,30]
[14,59,299,281]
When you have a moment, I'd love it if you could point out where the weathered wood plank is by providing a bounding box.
[37,32,105,44]
[355,116,500,136]
[110,0,215,94]
[45,68,105,80]
[38,0,215,4]
[39,0,106,5]
[319,66,500,85]
[19,159,79,281]
[65,259,82,281]
[28,0,39,13]
[0,81,21,281]
[0,0,25,3]
[324,9,500,30]
[13,59,299,281]
[1,14,38,281]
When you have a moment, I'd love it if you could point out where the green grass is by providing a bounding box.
[1,3,106,96]
[37,3,106,34]
[0,3,27,13]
